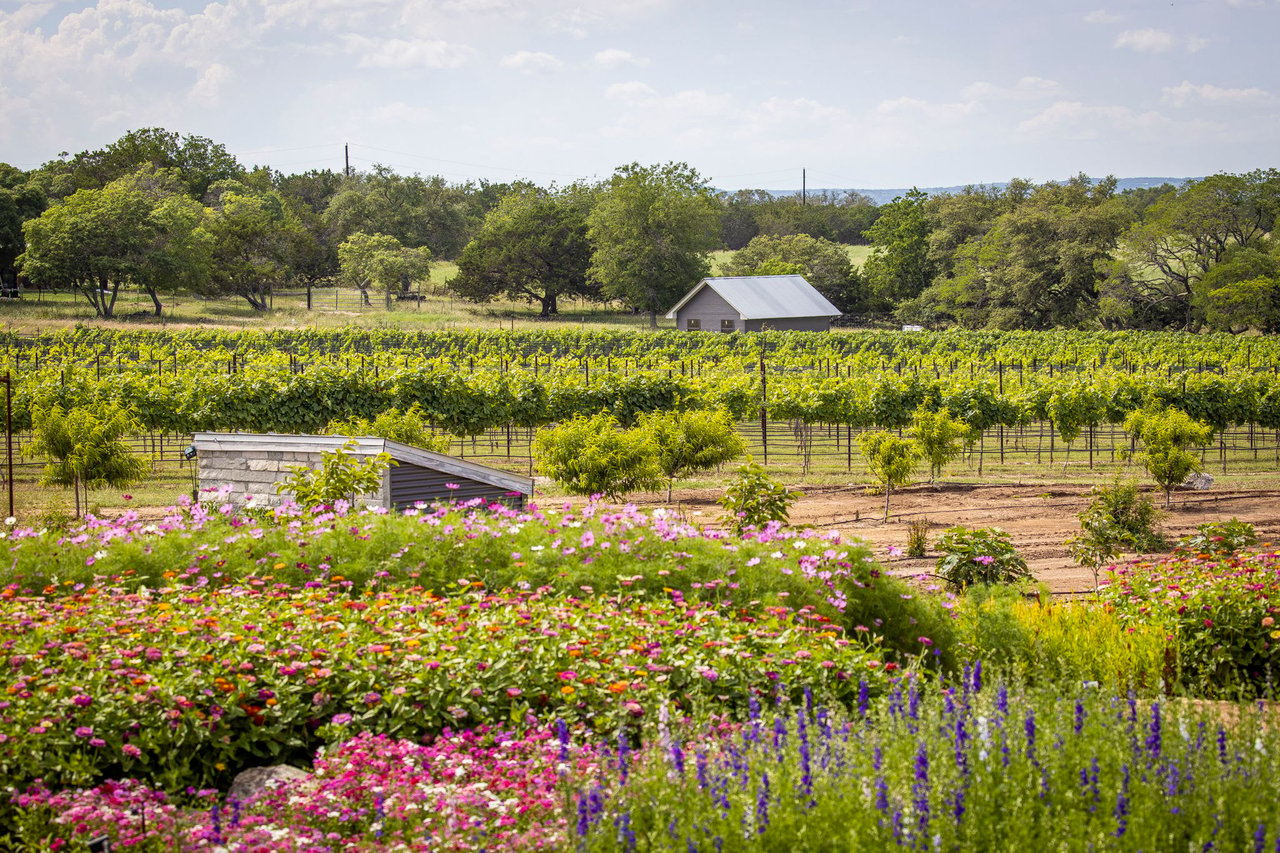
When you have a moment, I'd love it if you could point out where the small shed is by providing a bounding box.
[192,432,534,510]
[665,275,841,332]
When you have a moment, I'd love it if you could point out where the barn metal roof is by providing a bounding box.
[192,432,534,496]
[665,275,841,320]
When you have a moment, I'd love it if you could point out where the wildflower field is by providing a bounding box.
[3,497,1280,850]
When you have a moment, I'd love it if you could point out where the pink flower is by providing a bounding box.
[74,726,94,739]
[332,713,353,725]
[974,555,995,566]
[363,692,382,705]
[121,744,142,758]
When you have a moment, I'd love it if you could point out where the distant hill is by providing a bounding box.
[760,177,1192,206]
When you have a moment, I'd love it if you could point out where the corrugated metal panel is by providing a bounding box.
[666,275,840,320]
[389,463,527,510]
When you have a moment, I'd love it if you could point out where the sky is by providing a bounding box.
[1,0,1278,191]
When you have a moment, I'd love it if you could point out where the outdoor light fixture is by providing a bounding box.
[182,444,198,461]
[87,837,113,853]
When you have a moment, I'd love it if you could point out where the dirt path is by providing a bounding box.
[652,483,1280,593]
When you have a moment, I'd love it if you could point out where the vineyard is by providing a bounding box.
[6,327,1280,513]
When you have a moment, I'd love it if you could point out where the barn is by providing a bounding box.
[665,274,841,332]
[192,432,534,510]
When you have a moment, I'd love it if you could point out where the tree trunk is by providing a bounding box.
[359,285,371,307]
[649,310,657,328]
[146,286,163,317]
[884,485,891,523]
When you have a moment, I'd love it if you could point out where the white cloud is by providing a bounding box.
[345,35,475,69]
[499,50,564,73]
[1185,35,1210,53]
[874,96,977,123]
[963,76,1063,102]
[593,48,647,68]
[190,63,232,106]
[605,80,657,100]
[1084,9,1121,24]
[1017,101,1174,140]
[1114,28,1176,52]
[1162,81,1272,106]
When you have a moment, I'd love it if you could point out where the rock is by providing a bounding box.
[227,765,310,803]
[1181,472,1214,491]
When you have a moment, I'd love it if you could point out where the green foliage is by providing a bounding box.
[587,162,721,324]
[637,408,745,500]
[1068,477,1164,590]
[450,186,595,317]
[863,188,935,309]
[1177,518,1259,556]
[27,402,146,517]
[718,455,801,534]
[858,430,921,521]
[277,440,394,509]
[325,405,451,453]
[835,567,958,671]
[199,183,305,310]
[1123,407,1215,506]
[954,585,1168,691]
[533,413,664,500]
[907,407,973,483]
[935,525,1030,588]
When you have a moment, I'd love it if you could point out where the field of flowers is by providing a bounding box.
[3,497,1280,850]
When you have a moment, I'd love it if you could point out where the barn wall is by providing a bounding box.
[744,317,831,332]
[389,465,527,510]
[197,448,383,508]
[676,287,742,332]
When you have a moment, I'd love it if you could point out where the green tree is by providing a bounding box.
[533,413,664,500]
[27,403,146,518]
[324,166,471,259]
[200,183,304,310]
[862,188,935,310]
[450,187,596,317]
[638,409,745,501]
[1123,408,1215,507]
[587,162,721,326]
[1192,246,1280,332]
[858,431,922,521]
[0,164,48,294]
[337,231,432,307]
[721,233,859,312]
[908,408,974,485]
[40,127,243,199]
[19,174,206,318]
[1102,170,1280,329]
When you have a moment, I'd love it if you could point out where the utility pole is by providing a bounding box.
[344,144,351,178]
[802,168,806,205]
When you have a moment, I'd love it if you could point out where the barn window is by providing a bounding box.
[721,319,736,332]
[687,318,701,330]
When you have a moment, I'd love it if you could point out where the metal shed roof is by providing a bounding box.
[665,275,841,320]
[192,432,534,496]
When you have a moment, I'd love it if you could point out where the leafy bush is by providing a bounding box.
[1069,477,1165,589]
[28,402,146,517]
[1177,518,1259,556]
[277,440,394,509]
[325,404,451,453]
[533,413,664,500]
[718,455,801,534]
[835,568,958,672]
[935,526,1030,588]
[637,408,745,500]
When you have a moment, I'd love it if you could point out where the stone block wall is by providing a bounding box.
[197,448,382,508]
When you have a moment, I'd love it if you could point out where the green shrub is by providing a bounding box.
[935,526,1030,588]
[278,440,394,509]
[1069,477,1165,589]
[637,408,745,500]
[836,568,958,672]
[326,404,451,453]
[1177,518,1259,556]
[718,455,801,534]
[1124,407,1214,507]
[906,518,930,558]
[533,413,664,500]
[858,430,921,521]
[908,407,974,485]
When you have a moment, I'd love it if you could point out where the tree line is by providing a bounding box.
[3,127,1278,330]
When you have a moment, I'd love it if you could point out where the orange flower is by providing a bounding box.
[560,686,576,695]
[607,681,629,694]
